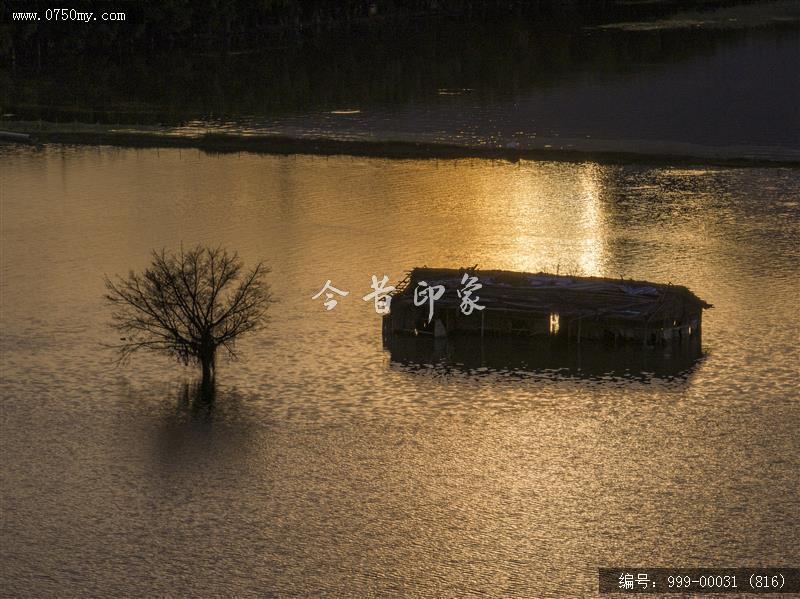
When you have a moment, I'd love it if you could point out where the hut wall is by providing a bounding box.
[384,300,704,346]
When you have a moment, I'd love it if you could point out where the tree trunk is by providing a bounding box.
[200,350,215,388]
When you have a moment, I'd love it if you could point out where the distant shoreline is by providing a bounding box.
[2,123,798,168]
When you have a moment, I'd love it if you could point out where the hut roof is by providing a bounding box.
[392,267,711,321]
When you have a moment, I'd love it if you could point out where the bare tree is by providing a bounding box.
[104,246,271,388]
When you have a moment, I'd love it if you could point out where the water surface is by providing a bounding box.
[1,146,799,596]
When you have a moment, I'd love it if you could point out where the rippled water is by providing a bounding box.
[1,146,799,596]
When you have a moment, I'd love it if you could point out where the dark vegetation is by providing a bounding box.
[1,1,757,66]
[0,0,777,126]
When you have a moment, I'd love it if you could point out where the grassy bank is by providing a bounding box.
[2,121,798,168]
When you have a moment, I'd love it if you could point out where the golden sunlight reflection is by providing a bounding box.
[491,160,607,275]
[298,158,613,280]
[576,162,605,276]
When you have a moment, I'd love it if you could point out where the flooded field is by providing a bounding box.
[1,146,798,595]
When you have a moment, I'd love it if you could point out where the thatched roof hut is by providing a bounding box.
[384,267,711,346]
